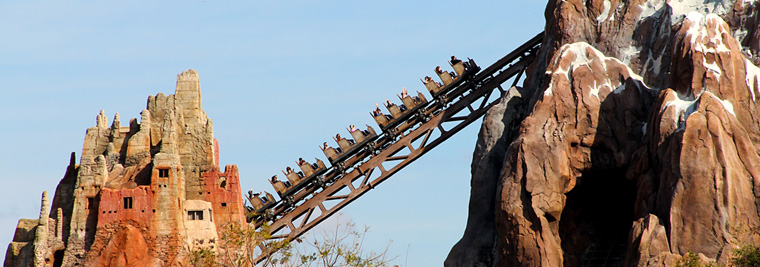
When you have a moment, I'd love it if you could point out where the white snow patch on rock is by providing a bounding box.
[613,83,627,95]
[680,12,738,82]
[641,46,666,77]
[597,0,612,24]
[663,91,736,131]
[621,45,641,66]
[744,58,760,100]
[668,0,733,25]
[662,91,700,132]
[638,0,667,21]
[545,42,651,98]
[717,96,736,116]
[638,0,733,25]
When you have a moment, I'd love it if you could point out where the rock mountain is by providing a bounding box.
[447,0,760,266]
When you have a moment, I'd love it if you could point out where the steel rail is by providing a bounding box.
[252,32,544,263]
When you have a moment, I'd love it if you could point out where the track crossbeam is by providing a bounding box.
[252,32,543,263]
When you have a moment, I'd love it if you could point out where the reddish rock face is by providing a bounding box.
[201,164,246,227]
[88,224,160,267]
[449,1,760,266]
[634,12,760,263]
[496,42,655,267]
[97,187,154,228]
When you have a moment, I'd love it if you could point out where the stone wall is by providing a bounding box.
[97,187,154,228]
[201,164,246,227]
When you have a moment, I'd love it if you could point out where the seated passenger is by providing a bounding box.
[285,167,293,174]
[312,162,319,169]
[321,141,329,151]
[385,99,394,107]
[335,133,342,140]
[435,66,444,75]
[372,103,382,117]
[451,55,462,65]
[298,157,306,166]
[401,87,408,98]
[272,175,291,187]
[385,99,405,117]
[349,124,357,133]
[425,76,443,86]
[297,171,304,178]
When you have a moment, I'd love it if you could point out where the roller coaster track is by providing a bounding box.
[252,32,543,262]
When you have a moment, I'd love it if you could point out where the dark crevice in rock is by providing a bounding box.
[560,168,636,267]
[134,163,153,186]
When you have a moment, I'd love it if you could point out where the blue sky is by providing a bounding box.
[0,1,545,265]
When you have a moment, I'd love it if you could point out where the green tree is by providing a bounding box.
[675,252,720,267]
[188,246,216,267]
[730,244,760,267]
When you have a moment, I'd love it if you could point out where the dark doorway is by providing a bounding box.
[53,249,64,267]
[559,168,636,267]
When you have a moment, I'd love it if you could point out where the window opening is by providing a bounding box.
[188,210,203,220]
[123,197,133,209]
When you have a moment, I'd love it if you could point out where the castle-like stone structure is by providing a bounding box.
[4,70,246,266]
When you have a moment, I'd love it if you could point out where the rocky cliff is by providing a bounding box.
[448,0,760,266]
[4,70,246,267]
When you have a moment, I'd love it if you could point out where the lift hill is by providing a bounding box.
[246,32,544,261]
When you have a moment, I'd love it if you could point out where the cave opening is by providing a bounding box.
[53,249,64,267]
[559,168,636,267]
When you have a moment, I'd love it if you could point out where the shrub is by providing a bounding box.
[676,252,720,267]
[730,244,760,267]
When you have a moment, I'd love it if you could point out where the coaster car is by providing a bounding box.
[246,191,276,221]
[270,159,327,199]
[422,58,479,98]
[249,191,275,212]
[372,92,428,132]
[269,176,291,198]
[322,125,377,165]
